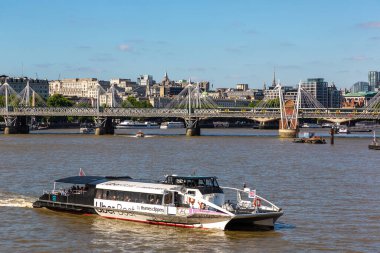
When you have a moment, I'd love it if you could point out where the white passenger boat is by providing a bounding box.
[160,121,185,129]
[338,126,350,134]
[116,120,159,129]
[301,123,321,128]
[33,174,283,230]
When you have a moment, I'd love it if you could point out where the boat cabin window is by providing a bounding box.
[164,176,220,188]
[164,192,173,205]
[187,190,196,196]
[96,189,162,205]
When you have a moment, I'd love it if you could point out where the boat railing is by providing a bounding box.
[43,189,87,196]
[179,192,234,216]
[220,186,281,212]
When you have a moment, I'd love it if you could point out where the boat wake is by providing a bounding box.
[0,191,35,208]
[274,222,296,230]
[122,135,155,138]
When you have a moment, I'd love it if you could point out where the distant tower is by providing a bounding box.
[161,71,170,86]
[263,82,267,90]
[272,69,277,87]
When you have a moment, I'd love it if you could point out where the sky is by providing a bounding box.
[1,0,380,89]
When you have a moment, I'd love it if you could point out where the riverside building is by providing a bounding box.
[49,78,110,98]
[368,71,380,91]
[342,91,377,108]
[300,78,329,107]
[0,75,49,99]
[351,81,370,93]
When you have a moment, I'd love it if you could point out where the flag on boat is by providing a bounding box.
[79,168,86,176]
[248,190,256,198]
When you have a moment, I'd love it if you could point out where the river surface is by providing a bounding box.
[0,128,379,252]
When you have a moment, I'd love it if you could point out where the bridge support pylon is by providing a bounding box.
[186,126,201,136]
[3,116,30,134]
[278,128,298,138]
[185,118,201,136]
[94,117,114,135]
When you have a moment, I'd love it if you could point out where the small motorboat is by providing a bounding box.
[37,123,49,130]
[304,136,326,144]
[80,127,94,134]
[293,138,305,143]
[135,131,145,138]
[79,123,94,134]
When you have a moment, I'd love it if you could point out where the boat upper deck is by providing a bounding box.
[163,175,220,187]
[52,175,223,194]
[96,180,180,194]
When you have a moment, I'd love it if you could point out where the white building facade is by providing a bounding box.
[49,78,110,98]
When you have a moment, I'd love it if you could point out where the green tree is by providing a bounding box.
[0,95,5,107]
[121,100,132,108]
[0,94,20,107]
[123,96,152,108]
[47,94,73,107]
[248,100,260,107]
[266,98,280,108]
[46,94,74,124]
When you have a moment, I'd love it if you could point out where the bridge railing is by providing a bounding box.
[0,106,379,119]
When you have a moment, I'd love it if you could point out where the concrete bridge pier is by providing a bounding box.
[94,117,114,135]
[3,116,30,134]
[186,126,201,136]
[185,117,201,136]
[278,128,298,138]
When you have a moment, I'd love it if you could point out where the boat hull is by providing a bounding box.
[369,144,380,150]
[116,125,159,129]
[33,198,282,230]
[160,122,185,129]
[225,212,283,231]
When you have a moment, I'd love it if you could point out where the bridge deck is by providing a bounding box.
[0,107,379,120]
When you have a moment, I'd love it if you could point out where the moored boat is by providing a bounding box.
[116,120,159,129]
[213,121,229,128]
[160,121,185,129]
[301,123,321,128]
[293,132,326,144]
[79,123,94,134]
[33,174,283,231]
[338,126,350,134]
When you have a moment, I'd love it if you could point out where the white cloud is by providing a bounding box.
[345,55,372,61]
[358,22,380,28]
[118,44,131,51]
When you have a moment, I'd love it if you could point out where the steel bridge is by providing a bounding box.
[1,107,380,121]
[1,79,380,135]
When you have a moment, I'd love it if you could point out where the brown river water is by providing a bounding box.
[0,128,379,252]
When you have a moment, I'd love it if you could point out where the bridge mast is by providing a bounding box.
[185,80,201,136]
[5,81,8,112]
[3,80,29,134]
[294,82,301,127]
[93,83,114,135]
[278,82,299,138]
